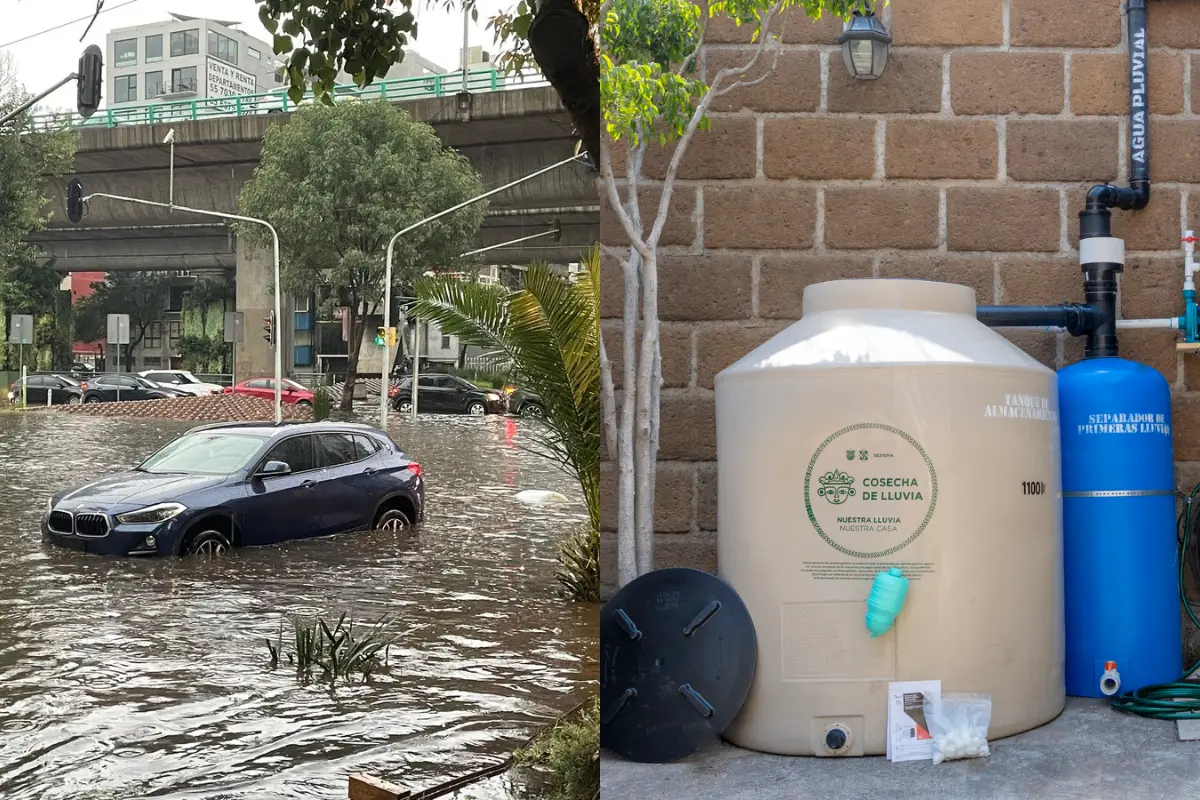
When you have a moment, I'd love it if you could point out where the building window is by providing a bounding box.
[114,38,137,67]
[144,71,163,100]
[114,75,137,103]
[170,29,199,57]
[168,321,182,348]
[207,31,239,66]
[145,34,163,62]
[441,334,451,350]
[144,323,162,349]
[170,66,197,94]
[141,356,163,368]
[247,46,261,61]
[293,295,310,312]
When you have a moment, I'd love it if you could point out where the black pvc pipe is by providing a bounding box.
[1083,0,1149,214]
[976,304,1097,337]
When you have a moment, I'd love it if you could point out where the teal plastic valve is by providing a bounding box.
[865,567,909,637]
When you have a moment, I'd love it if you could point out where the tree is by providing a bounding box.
[73,272,173,356]
[254,0,600,166]
[237,100,484,411]
[411,250,600,598]
[0,52,77,369]
[600,0,872,586]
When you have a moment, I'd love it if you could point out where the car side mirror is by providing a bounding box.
[259,460,292,477]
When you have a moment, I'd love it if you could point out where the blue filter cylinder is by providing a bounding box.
[1059,358,1181,698]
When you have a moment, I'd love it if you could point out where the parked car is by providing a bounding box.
[7,374,84,406]
[224,378,315,406]
[387,374,505,416]
[80,374,188,404]
[139,369,224,396]
[43,421,424,557]
[507,387,546,418]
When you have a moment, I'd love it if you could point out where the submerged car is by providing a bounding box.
[224,378,315,406]
[80,374,188,403]
[43,421,424,557]
[139,369,225,396]
[388,374,505,416]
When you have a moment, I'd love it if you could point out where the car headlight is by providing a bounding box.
[486,392,501,401]
[116,502,187,524]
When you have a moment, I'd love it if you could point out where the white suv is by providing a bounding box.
[139,370,225,396]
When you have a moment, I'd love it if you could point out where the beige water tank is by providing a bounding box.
[715,279,1065,756]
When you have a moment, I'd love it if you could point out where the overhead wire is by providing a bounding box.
[0,0,144,49]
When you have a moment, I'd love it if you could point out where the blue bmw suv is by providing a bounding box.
[43,421,424,557]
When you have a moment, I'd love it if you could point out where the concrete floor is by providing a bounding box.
[601,698,1200,800]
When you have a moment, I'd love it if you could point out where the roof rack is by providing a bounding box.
[184,420,306,434]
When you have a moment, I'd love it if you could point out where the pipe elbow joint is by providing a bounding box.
[1085,184,1120,210]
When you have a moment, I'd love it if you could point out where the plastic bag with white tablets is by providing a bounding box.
[923,693,992,765]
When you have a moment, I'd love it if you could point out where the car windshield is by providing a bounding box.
[58,376,80,386]
[282,379,306,391]
[137,432,267,475]
[134,376,159,388]
[177,371,201,384]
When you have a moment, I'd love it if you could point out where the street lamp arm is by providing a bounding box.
[82,191,285,424]
[0,72,78,127]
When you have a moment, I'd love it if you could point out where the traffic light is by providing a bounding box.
[375,327,386,347]
[76,45,103,119]
[66,178,84,223]
[386,327,398,347]
[262,311,275,347]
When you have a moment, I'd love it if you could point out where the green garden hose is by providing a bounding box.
[1109,482,1200,719]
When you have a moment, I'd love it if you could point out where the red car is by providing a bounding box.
[223,378,315,407]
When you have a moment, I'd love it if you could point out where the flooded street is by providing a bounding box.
[0,413,597,799]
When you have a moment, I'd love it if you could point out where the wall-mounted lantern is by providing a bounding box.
[837,10,892,80]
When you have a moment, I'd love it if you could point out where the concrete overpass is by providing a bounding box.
[30,85,599,272]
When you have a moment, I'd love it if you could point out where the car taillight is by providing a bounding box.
[408,463,421,478]
[79,382,87,390]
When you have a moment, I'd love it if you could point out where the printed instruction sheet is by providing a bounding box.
[887,680,940,762]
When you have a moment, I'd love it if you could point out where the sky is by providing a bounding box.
[1,0,512,111]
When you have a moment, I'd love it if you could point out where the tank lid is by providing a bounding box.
[803,279,977,316]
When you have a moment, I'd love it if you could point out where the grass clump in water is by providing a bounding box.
[514,696,599,800]
[266,612,391,684]
[556,525,599,603]
[311,386,333,420]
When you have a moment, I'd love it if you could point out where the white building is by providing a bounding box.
[105,13,283,108]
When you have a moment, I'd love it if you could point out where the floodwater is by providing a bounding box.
[0,412,597,799]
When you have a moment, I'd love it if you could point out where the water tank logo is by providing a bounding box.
[804,423,938,560]
[818,470,857,505]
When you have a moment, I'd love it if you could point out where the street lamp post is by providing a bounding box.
[80,192,284,423]
[379,152,586,427]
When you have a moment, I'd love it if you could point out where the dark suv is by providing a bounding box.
[81,374,187,403]
[507,387,545,418]
[388,374,505,416]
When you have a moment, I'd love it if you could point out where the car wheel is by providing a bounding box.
[184,529,232,558]
[84,395,101,404]
[374,508,411,532]
[396,400,414,414]
[296,400,312,408]
[467,401,487,416]
[520,402,545,419]
[68,395,82,406]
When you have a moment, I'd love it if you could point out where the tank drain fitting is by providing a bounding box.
[865,567,908,637]
[1101,661,1122,696]
[823,723,853,755]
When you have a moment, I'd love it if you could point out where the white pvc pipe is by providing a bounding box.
[1116,318,1179,329]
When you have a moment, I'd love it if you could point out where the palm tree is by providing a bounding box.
[411,249,600,600]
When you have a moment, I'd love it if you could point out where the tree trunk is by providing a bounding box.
[616,249,641,587]
[340,304,362,412]
[634,250,659,576]
[527,0,600,167]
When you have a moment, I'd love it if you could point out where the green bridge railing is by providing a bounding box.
[26,67,548,132]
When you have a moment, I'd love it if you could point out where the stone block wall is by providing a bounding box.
[599,0,1200,590]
